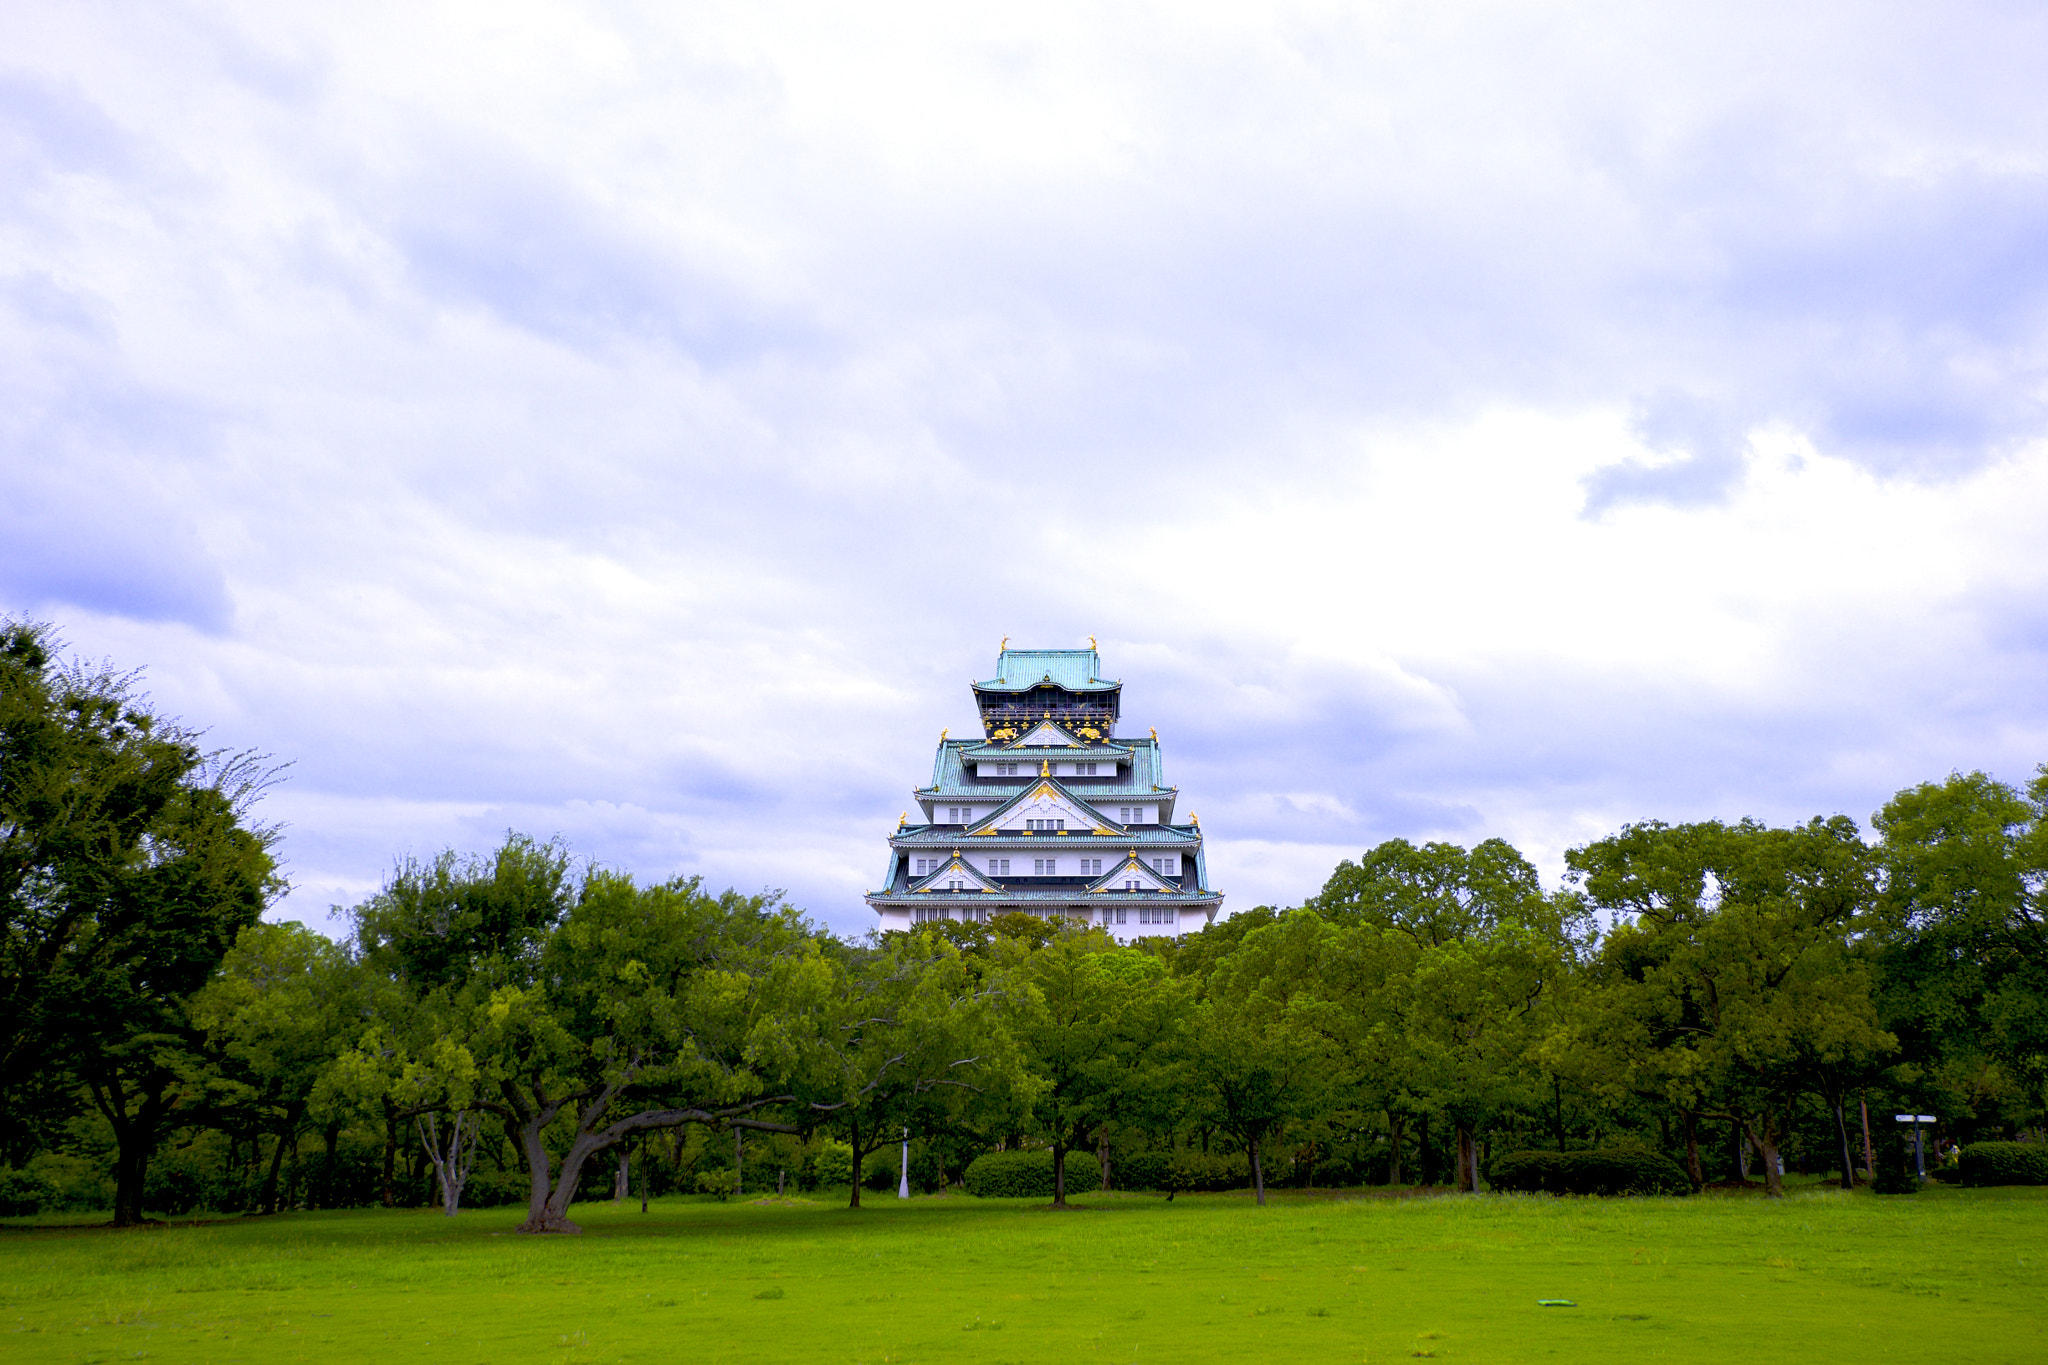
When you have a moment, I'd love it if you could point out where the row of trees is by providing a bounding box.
[6,620,2044,1227]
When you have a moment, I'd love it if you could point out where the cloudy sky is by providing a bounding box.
[8,0,2048,937]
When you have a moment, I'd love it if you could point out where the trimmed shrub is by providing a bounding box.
[1958,1142,2048,1187]
[1111,1151,1174,1192]
[963,1149,1103,1199]
[1162,1150,1251,1195]
[1487,1149,1691,1197]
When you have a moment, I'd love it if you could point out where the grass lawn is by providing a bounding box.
[4,1181,2044,1364]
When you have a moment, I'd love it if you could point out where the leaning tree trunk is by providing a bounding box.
[258,1125,291,1214]
[1831,1101,1857,1190]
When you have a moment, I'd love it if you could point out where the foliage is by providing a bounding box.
[1957,1141,2048,1186]
[961,1147,1104,1198]
[1485,1148,1692,1197]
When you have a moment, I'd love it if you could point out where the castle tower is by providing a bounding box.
[865,645,1223,939]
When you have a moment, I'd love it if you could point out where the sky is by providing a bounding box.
[7,0,2048,939]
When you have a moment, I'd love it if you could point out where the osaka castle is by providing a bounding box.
[866,644,1224,940]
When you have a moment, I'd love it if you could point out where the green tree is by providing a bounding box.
[1007,928,1178,1207]
[1874,770,2048,1130]
[192,921,359,1213]
[1308,838,1582,1190]
[788,928,1017,1207]
[0,620,280,1223]
[1569,817,1892,1196]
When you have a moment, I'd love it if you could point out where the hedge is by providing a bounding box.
[1958,1142,2048,1187]
[963,1149,1102,1198]
[1486,1149,1691,1197]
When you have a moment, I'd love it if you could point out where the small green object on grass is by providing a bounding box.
[754,1286,785,1299]
[1537,1299,1577,1307]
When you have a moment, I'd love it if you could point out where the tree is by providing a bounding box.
[1569,817,1893,1196]
[1191,919,1334,1203]
[192,921,358,1213]
[1,620,280,1224]
[1308,838,1582,1191]
[789,927,1015,1208]
[1006,928,1177,1207]
[1874,770,2048,1130]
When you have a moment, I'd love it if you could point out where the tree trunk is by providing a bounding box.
[1418,1113,1433,1186]
[1831,1101,1856,1190]
[613,1150,630,1203]
[1552,1077,1568,1152]
[1682,1111,1704,1191]
[1859,1096,1875,1179]
[515,1106,574,1233]
[1456,1125,1477,1192]
[1742,1115,1785,1198]
[381,1099,399,1208]
[1051,1137,1069,1207]
[1249,1137,1267,1206]
[91,1073,171,1228]
[259,1123,291,1214]
[848,1114,864,1209]
[1099,1128,1112,1192]
[1728,1119,1746,1183]
[1386,1112,1404,1187]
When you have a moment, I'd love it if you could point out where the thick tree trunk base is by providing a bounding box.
[517,1213,584,1234]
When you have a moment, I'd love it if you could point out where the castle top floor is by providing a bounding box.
[972,644,1121,740]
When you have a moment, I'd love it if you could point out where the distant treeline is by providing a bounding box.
[4,618,2044,1229]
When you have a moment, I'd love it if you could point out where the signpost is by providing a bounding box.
[1894,1114,1936,1182]
[898,1128,911,1199]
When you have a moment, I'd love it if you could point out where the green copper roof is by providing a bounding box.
[973,648,1120,694]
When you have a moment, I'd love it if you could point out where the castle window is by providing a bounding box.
[1035,858,1056,875]
[988,858,1010,875]
[1026,818,1066,832]
[996,763,1018,776]
[1102,907,1126,926]
[1080,858,1102,875]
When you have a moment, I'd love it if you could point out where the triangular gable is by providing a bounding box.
[1011,719,1084,748]
[966,775,1117,836]
[910,850,1001,893]
[1087,852,1180,894]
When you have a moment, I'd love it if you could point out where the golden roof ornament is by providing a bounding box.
[1000,636,1009,651]
[1150,727,1158,742]
[1088,635,1097,649]
[941,728,948,741]
[1040,759,1051,776]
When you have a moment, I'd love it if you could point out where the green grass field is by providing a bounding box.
[5,1182,2044,1364]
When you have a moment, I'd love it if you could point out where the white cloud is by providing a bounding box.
[5,0,2048,935]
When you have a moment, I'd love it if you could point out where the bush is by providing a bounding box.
[1111,1151,1174,1192]
[811,1140,854,1191]
[1958,1142,2048,1187]
[1486,1149,1691,1197]
[1162,1151,1251,1195]
[963,1149,1103,1199]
